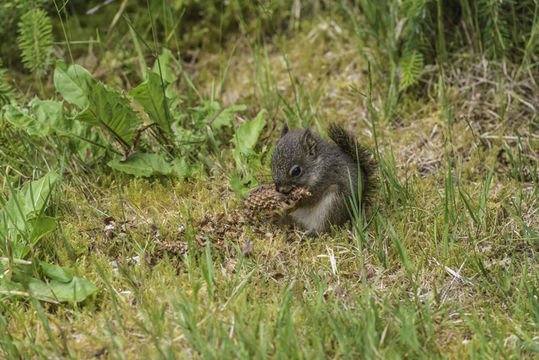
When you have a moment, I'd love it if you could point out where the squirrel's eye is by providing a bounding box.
[289,165,301,177]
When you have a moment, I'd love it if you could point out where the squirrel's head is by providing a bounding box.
[270,124,320,194]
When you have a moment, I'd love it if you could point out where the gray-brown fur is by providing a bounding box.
[270,123,377,235]
[327,123,378,206]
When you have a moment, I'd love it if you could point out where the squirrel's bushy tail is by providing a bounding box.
[328,123,378,204]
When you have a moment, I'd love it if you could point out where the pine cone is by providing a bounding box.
[244,184,311,221]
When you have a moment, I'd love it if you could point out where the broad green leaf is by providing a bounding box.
[171,157,191,178]
[0,171,59,232]
[22,216,59,258]
[2,95,102,157]
[40,262,73,283]
[211,104,247,129]
[30,98,65,131]
[107,153,172,177]
[27,278,60,300]
[18,171,59,218]
[57,114,105,158]
[0,172,59,258]
[233,109,267,169]
[28,276,99,303]
[152,48,177,84]
[234,109,267,151]
[130,71,171,133]
[152,49,182,117]
[54,60,93,108]
[230,110,266,197]
[75,81,142,147]
[3,99,95,147]
[2,104,50,136]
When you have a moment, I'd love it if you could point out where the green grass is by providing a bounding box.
[1,1,538,358]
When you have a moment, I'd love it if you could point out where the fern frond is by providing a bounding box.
[16,0,49,11]
[0,59,14,107]
[402,0,430,18]
[477,0,512,59]
[17,8,53,77]
[398,51,423,91]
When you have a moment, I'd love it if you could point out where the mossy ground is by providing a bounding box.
[2,11,538,360]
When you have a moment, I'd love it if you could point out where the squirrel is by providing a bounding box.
[270,123,377,235]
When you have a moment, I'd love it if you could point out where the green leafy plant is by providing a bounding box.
[0,172,59,259]
[230,109,268,196]
[54,60,142,152]
[130,71,172,136]
[3,96,102,160]
[3,55,248,179]
[0,171,99,303]
[75,80,142,150]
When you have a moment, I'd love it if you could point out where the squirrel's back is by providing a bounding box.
[327,123,378,204]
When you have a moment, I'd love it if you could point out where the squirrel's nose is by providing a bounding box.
[276,184,293,194]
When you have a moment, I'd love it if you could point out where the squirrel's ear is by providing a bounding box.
[301,130,318,156]
[280,124,289,138]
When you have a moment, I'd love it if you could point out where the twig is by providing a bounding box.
[0,290,61,304]
[86,0,117,15]
[195,108,225,137]
[0,257,32,265]
[121,123,159,162]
